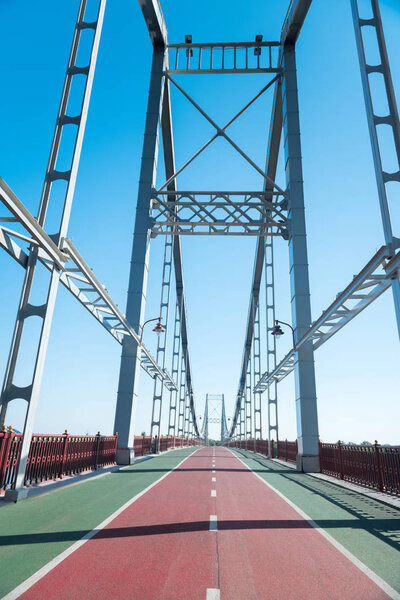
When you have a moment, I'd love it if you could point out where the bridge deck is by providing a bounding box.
[0,447,399,599]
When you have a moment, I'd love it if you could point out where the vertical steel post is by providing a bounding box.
[184,389,190,437]
[282,45,319,472]
[150,234,173,451]
[252,303,262,444]
[177,353,186,436]
[350,0,400,337]
[245,352,252,448]
[167,298,181,436]
[264,234,278,455]
[240,394,245,440]
[0,0,106,500]
[114,46,166,463]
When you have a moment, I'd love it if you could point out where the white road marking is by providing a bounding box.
[211,489,216,497]
[229,449,400,600]
[4,448,202,600]
[212,470,215,473]
[212,477,216,482]
[209,515,218,531]
[206,589,220,599]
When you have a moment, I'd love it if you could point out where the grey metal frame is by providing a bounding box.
[150,234,173,450]
[255,246,397,392]
[0,0,107,499]
[350,0,400,336]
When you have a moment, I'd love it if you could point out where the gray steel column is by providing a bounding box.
[245,354,252,448]
[0,0,106,500]
[114,47,166,463]
[265,234,278,456]
[150,233,173,451]
[167,298,181,436]
[282,45,319,472]
[177,353,186,436]
[252,303,262,443]
[350,0,400,337]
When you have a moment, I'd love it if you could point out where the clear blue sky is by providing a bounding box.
[0,0,399,444]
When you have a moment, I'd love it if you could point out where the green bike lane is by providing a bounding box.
[231,448,400,594]
[0,447,198,598]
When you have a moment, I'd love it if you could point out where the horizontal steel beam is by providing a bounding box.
[281,0,313,46]
[167,40,280,75]
[255,245,395,392]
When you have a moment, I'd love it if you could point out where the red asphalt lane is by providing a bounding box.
[215,448,390,600]
[18,447,390,600]
[20,448,218,600]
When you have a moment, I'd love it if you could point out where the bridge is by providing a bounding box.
[0,0,399,598]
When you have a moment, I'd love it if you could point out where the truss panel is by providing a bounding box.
[255,246,395,393]
[167,41,280,75]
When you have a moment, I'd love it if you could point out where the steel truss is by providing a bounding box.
[167,41,280,75]
[255,246,399,393]
[150,191,288,236]
[0,180,177,390]
[0,0,108,498]
[201,394,228,444]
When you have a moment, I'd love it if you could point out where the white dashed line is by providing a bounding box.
[209,515,218,531]
[211,489,216,497]
[212,477,216,482]
[206,589,220,599]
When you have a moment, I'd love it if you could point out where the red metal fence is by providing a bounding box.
[319,440,400,496]
[227,438,400,496]
[0,428,118,491]
[0,426,204,491]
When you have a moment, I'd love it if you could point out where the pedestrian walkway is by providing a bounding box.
[1,447,399,599]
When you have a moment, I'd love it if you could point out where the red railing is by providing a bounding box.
[0,426,204,493]
[0,428,118,491]
[133,435,152,457]
[276,439,298,463]
[319,441,400,496]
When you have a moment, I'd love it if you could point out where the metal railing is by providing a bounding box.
[0,429,204,492]
[319,441,400,496]
[0,428,118,491]
[227,438,400,496]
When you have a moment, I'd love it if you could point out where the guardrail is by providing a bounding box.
[0,428,118,491]
[319,440,400,496]
[0,428,204,492]
[226,438,400,496]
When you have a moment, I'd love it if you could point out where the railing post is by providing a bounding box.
[0,426,12,490]
[374,440,384,492]
[95,431,101,470]
[285,439,288,462]
[338,440,344,480]
[59,430,69,479]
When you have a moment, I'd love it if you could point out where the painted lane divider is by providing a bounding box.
[212,477,216,482]
[211,489,216,497]
[212,470,215,473]
[209,515,218,531]
[206,588,220,599]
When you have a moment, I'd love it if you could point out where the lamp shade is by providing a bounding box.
[153,321,165,336]
[271,323,284,337]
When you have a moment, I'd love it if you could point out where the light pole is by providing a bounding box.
[139,317,164,345]
[271,319,296,349]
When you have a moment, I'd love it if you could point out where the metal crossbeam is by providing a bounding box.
[167,41,281,75]
[158,75,285,195]
[0,183,177,392]
[254,246,395,392]
[151,191,288,236]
